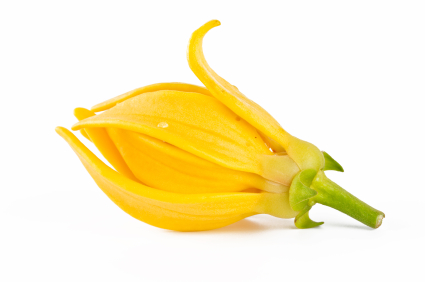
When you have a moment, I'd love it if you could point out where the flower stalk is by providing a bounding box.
[289,168,384,229]
[311,171,385,228]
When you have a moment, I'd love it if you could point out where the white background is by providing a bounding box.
[1,1,424,281]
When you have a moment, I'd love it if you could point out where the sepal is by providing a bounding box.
[289,169,318,212]
[294,206,324,229]
[322,151,344,172]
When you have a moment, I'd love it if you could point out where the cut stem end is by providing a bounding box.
[375,214,385,229]
[289,169,385,229]
[312,171,385,229]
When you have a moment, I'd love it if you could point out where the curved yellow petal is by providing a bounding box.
[55,127,296,231]
[107,127,289,194]
[73,108,138,182]
[73,90,274,174]
[187,20,324,171]
[91,82,211,112]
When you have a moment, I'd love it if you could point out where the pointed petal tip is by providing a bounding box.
[56,126,75,140]
[71,123,80,131]
[56,126,77,139]
[197,20,221,34]
[71,121,83,131]
[74,107,88,116]
[55,126,65,135]
[208,19,221,27]
[74,107,94,118]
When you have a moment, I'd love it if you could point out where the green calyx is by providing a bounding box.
[322,151,344,172]
[289,169,324,228]
[289,168,385,229]
[295,207,324,229]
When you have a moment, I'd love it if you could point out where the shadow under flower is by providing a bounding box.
[166,215,298,234]
[324,222,374,230]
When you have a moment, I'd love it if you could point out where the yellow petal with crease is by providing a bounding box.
[73,90,274,175]
[107,127,289,194]
[91,82,211,112]
[187,20,324,171]
[55,127,297,231]
[73,108,138,182]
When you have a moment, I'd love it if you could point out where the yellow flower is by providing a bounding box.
[57,20,384,231]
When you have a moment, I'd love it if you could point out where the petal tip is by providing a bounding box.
[74,107,94,118]
[199,20,221,33]
[74,107,87,116]
[210,19,221,27]
[55,126,70,137]
[55,126,64,134]
[71,123,80,131]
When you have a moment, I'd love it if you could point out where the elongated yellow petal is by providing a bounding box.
[187,20,324,171]
[75,91,270,173]
[55,127,296,231]
[72,90,300,184]
[73,108,138,182]
[107,127,289,193]
[91,82,211,112]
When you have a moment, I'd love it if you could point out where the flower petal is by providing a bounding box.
[91,82,211,112]
[73,90,274,175]
[73,108,138,182]
[55,127,296,231]
[107,127,289,193]
[187,20,324,171]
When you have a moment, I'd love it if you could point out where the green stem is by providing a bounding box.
[311,171,385,228]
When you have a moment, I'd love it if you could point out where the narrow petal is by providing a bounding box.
[107,127,289,193]
[187,20,324,171]
[55,127,295,231]
[73,91,274,175]
[91,82,211,112]
[73,108,138,182]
